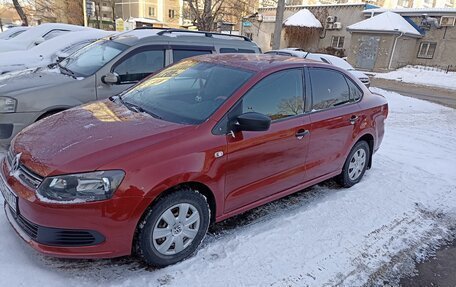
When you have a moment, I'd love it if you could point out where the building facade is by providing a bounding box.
[115,0,183,27]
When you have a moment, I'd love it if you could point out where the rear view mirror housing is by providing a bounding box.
[101,72,120,85]
[234,112,271,132]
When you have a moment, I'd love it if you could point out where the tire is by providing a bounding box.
[136,188,210,267]
[337,140,370,188]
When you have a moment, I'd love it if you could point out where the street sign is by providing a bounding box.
[243,21,252,27]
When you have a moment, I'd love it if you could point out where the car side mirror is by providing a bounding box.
[234,112,271,132]
[34,37,45,45]
[101,72,120,85]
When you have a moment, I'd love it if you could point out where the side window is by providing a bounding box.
[114,49,165,84]
[238,49,256,54]
[43,29,69,40]
[241,69,304,121]
[61,40,92,55]
[278,52,293,56]
[173,49,211,63]
[220,48,256,54]
[346,77,363,101]
[309,68,350,110]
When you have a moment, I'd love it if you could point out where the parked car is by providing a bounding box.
[0,29,114,74]
[265,49,371,87]
[0,54,388,267]
[0,26,29,40]
[0,28,260,146]
[0,23,88,53]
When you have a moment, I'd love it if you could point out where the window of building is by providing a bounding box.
[241,69,304,121]
[309,68,351,110]
[172,49,212,63]
[103,13,108,18]
[102,2,108,6]
[331,36,345,49]
[114,49,165,84]
[169,9,175,18]
[417,42,437,59]
[399,0,410,7]
[149,7,155,16]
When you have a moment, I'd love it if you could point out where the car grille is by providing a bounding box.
[6,149,43,189]
[10,206,105,247]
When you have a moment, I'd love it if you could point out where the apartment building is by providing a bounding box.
[115,0,182,27]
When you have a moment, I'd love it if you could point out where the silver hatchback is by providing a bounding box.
[0,28,260,146]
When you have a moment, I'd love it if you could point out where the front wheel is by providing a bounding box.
[136,188,211,267]
[337,141,370,188]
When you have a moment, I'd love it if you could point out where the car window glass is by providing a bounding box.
[310,68,350,110]
[173,50,211,63]
[121,60,253,124]
[114,49,165,83]
[320,57,331,64]
[278,52,293,56]
[346,77,363,101]
[242,69,304,121]
[238,49,256,53]
[43,29,69,40]
[8,31,25,39]
[61,40,128,77]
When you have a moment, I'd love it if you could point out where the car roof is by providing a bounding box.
[111,28,259,50]
[190,53,325,72]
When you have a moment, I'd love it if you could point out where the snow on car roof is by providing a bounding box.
[283,9,323,28]
[9,23,88,42]
[0,26,29,40]
[347,11,422,37]
[30,29,114,55]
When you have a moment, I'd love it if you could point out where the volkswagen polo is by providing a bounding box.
[0,54,388,267]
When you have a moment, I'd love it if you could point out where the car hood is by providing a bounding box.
[0,68,76,96]
[0,52,41,73]
[12,100,192,177]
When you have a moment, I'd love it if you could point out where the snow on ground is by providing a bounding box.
[374,65,456,90]
[0,89,456,286]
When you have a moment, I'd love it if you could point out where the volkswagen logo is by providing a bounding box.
[10,153,22,176]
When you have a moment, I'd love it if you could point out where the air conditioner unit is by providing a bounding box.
[326,16,337,23]
[440,16,456,26]
[333,22,342,30]
[325,23,334,30]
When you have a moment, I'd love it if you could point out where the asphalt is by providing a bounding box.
[371,79,456,287]
[371,78,456,109]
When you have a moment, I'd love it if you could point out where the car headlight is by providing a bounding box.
[0,97,17,113]
[37,170,125,203]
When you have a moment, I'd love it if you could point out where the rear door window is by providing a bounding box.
[172,49,212,63]
[309,68,351,111]
[113,49,165,84]
[220,48,256,54]
[43,29,70,40]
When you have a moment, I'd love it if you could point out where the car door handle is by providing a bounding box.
[349,115,359,125]
[295,129,310,139]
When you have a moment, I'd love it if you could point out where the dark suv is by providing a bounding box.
[0,28,260,146]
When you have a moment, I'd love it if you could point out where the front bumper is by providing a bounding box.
[0,112,39,147]
[1,159,144,259]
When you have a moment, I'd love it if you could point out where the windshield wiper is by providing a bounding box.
[58,63,76,78]
[120,97,162,119]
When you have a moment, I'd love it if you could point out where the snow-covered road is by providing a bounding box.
[0,89,455,287]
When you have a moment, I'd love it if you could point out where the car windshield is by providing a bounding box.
[60,40,128,77]
[121,59,254,125]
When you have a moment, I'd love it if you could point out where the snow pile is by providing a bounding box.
[347,11,422,36]
[0,90,456,286]
[283,9,322,28]
[374,65,456,90]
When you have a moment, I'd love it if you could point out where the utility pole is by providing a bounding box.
[272,0,285,50]
[83,0,88,27]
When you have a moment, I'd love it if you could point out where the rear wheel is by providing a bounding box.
[136,188,210,267]
[337,141,370,187]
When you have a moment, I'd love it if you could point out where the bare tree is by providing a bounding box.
[12,0,28,25]
[278,96,304,116]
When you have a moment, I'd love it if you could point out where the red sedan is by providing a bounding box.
[0,54,388,267]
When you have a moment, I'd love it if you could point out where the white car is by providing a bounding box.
[0,26,29,40]
[0,29,114,74]
[0,23,89,53]
[265,49,371,87]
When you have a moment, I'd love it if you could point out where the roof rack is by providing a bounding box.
[155,28,252,42]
